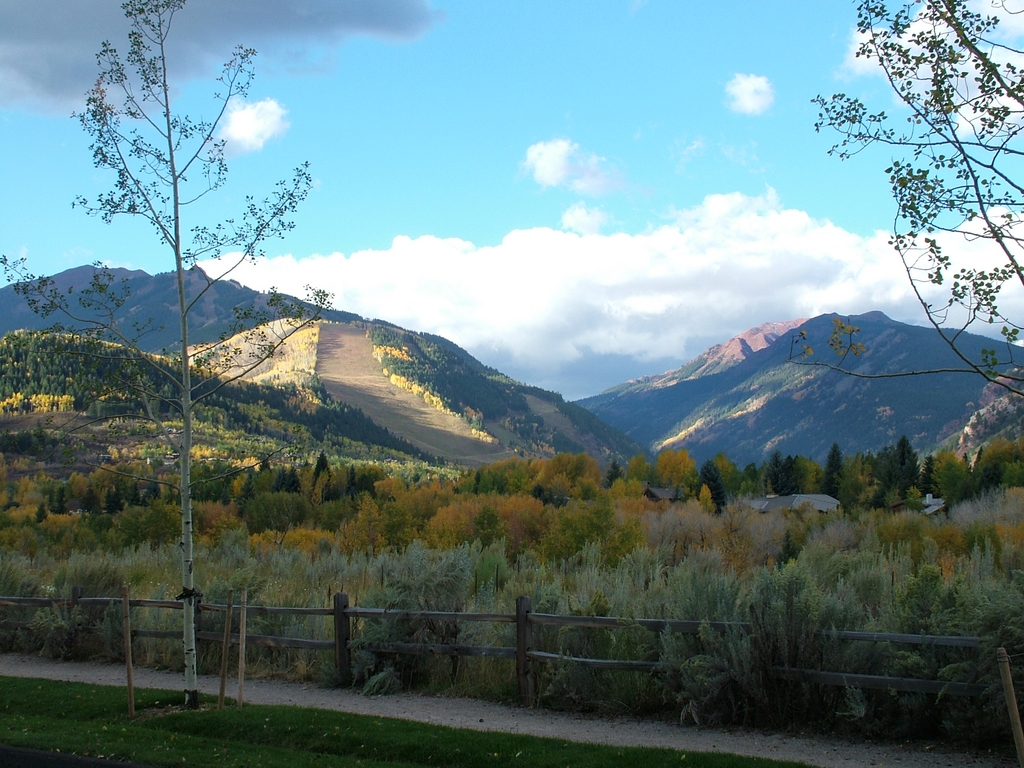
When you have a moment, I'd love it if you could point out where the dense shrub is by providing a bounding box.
[5,475,1024,744]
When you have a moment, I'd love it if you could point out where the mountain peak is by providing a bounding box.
[627,317,809,392]
[695,318,809,376]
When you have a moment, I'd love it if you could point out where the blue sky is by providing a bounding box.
[0,0,971,398]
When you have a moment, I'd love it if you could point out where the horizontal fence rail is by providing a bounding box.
[818,629,982,648]
[347,608,515,623]
[527,612,752,634]
[528,650,658,672]
[773,667,988,697]
[195,630,333,652]
[0,590,989,706]
[362,642,517,659]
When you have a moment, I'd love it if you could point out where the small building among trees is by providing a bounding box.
[743,494,840,513]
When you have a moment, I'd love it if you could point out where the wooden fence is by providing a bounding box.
[0,589,988,706]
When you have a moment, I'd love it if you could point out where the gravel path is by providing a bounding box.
[1,653,1015,768]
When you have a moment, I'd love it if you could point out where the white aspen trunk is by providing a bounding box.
[178,260,198,708]
[56,0,316,711]
[161,25,199,708]
[180,373,197,706]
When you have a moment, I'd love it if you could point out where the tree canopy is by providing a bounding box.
[810,0,1024,392]
[1,0,328,708]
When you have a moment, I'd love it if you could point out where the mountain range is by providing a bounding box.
[3,265,1021,468]
[0,265,362,350]
[577,311,1001,465]
[0,266,642,466]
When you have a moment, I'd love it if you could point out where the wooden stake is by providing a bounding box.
[71,586,83,658]
[121,585,134,718]
[237,587,247,708]
[516,595,534,706]
[218,589,234,710]
[998,647,1024,768]
[333,592,351,686]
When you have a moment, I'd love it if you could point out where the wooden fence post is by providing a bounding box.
[121,586,134,718]
[334,592,351,686]
[218,589,234,710]
[516,595,533,706]
[237,587,247,708]
[71,586,83,656]
[998,647,1024,768]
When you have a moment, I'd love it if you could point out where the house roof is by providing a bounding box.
[922,494,946,515]
[642,485,681,501]
[743,494,840,513]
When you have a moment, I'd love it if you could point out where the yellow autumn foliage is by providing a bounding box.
[199,320,320,388]
[0,393,75,414]
[280,527,336,555]
[372,345,412,362]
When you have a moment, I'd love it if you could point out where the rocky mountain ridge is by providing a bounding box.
[578,311,999,464]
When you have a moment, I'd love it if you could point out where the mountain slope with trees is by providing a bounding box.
[1,265,644,467]
[232,319,644,466]
[579,312,996,464]
[0,331,425,464]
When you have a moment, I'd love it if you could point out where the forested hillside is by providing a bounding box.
[1,264,643,466]
[0,331,424,463]
[365,322,643,460]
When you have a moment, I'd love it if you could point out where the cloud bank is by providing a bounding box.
[203,190,949,398]
[0,0,437,111]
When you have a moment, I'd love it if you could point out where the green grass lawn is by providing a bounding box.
[0,677,813,768]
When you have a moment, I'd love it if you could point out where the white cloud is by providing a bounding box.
[725,73,774,115]
[218,97,290,155]
[523,138,621,195]
[719,141,764,172]
[984,0,1024,39]
[523,139,575,187]
[561,202,608,235]
[840,27,880,79]
[203,189,970,397]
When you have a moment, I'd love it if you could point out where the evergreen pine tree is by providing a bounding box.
[81,487,101,515]
[822,443,843,499]
[919,455,935,496]
[764,450,784,495]
[698,459,727,513]
[104,484,124,515]
[779,529,800,563]
[894,435,920,496]
[873,435,920,507]
[313,450,331,484]
[51,484,67,515]
[780,455,799,495]
[604,460,624,488]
